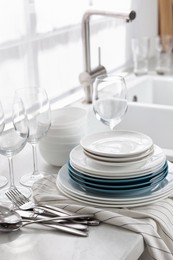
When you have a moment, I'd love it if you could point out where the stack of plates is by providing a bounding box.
[81,131,154,167]
[56,130,173,207]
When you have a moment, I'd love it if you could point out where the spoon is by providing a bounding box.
[0,205,88,236]
[0,205,22,232]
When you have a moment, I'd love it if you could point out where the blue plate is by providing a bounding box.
[68,170,168,194]
[68,166,168,190]
[68,160,168,185]
[68,167,168,189]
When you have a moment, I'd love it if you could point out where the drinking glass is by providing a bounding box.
[92,74,128,130]
[131,37,150,76]
[15,87,51,187]
[0,96,30,201]
[0,175,8,188]
[155,35,173,75]
[0,105,8,188]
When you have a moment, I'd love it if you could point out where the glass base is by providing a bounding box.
[0,176,8,188]
[0,185,31,203]
[20,172,44,187]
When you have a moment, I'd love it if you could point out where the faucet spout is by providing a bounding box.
[79,9,136,103]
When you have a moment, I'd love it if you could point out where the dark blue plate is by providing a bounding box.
[68,167,168,189]
[68,160,168,185]
[68,170,168,194]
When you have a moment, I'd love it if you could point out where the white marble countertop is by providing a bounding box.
[0,144,144,260]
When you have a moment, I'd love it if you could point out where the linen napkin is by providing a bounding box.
[32,174,173,260]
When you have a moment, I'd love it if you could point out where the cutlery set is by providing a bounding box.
[0,188,99,236]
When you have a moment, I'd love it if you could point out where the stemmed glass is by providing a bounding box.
[92,74,128,130]
[0,105,8,188]
[15,87,51,187]
[0,175,8,188]
[0,96,30,201]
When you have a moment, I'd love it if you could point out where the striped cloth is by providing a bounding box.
[32,174,173,260]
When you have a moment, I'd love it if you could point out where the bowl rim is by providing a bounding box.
[51,107,87,128]
[39,139,78,147]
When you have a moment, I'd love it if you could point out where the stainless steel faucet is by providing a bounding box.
[79,9,136,103]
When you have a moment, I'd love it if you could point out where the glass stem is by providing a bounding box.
[32,143,39,175]
[8,156,15,189]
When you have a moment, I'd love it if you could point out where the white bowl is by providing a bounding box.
[38,140,78,166]
[43,133,84,144]
[47,125,86,137]
[51,107,87,129]
[39,144,72,166]
[40,139,79,150]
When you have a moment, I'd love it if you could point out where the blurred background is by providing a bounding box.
[0,0,169,102]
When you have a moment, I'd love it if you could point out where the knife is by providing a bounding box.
[16,210,88,231]
[34,206,100,226]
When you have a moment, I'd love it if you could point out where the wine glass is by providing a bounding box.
[0,174,8,188]
[15,87,51,187]
[92,74,128,130]
[0,104,8,188]
[0,96,31,202]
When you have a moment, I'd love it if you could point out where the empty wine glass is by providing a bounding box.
[0,175,8,188]
[92,74,128,130]
[0,96,31,202]
[15,87,51,187]
[0,105,8,188]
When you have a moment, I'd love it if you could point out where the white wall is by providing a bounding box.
[0,0,158,100]
[128,0,158,60]
[131,0,158,38]
[99,0,158,71]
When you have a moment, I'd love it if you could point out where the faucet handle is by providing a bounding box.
[79,46,106,103]
[97,46,106,76]
[98,46,101,66]
[79,71,93,103]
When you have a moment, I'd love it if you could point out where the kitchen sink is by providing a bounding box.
[126,74,173,106]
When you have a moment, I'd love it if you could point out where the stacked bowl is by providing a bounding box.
[38,107,87,166]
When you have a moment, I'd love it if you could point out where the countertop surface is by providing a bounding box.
[0,144,144,260]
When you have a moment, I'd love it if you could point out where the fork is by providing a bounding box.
[5,188,90,217]
[5,188,100,226]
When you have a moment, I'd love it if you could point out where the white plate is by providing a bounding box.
[84,145,154,163]
[70,144,166,178]
[57,182,172,208]
[80,130,153,158]
[56,163,173,207]
[83,150,151,167]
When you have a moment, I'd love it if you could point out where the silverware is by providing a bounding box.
[5,188,100,226]
[5,187,100,236]
[16,209,89,231]
[0,205,88,236]
[34,205,100,226]
[1,218,88,236]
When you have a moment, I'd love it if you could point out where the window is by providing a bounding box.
[0,0,133,103]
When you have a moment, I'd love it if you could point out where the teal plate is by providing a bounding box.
[68,168,168,189]
[68,160,168,185]
[68,170,168,194]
